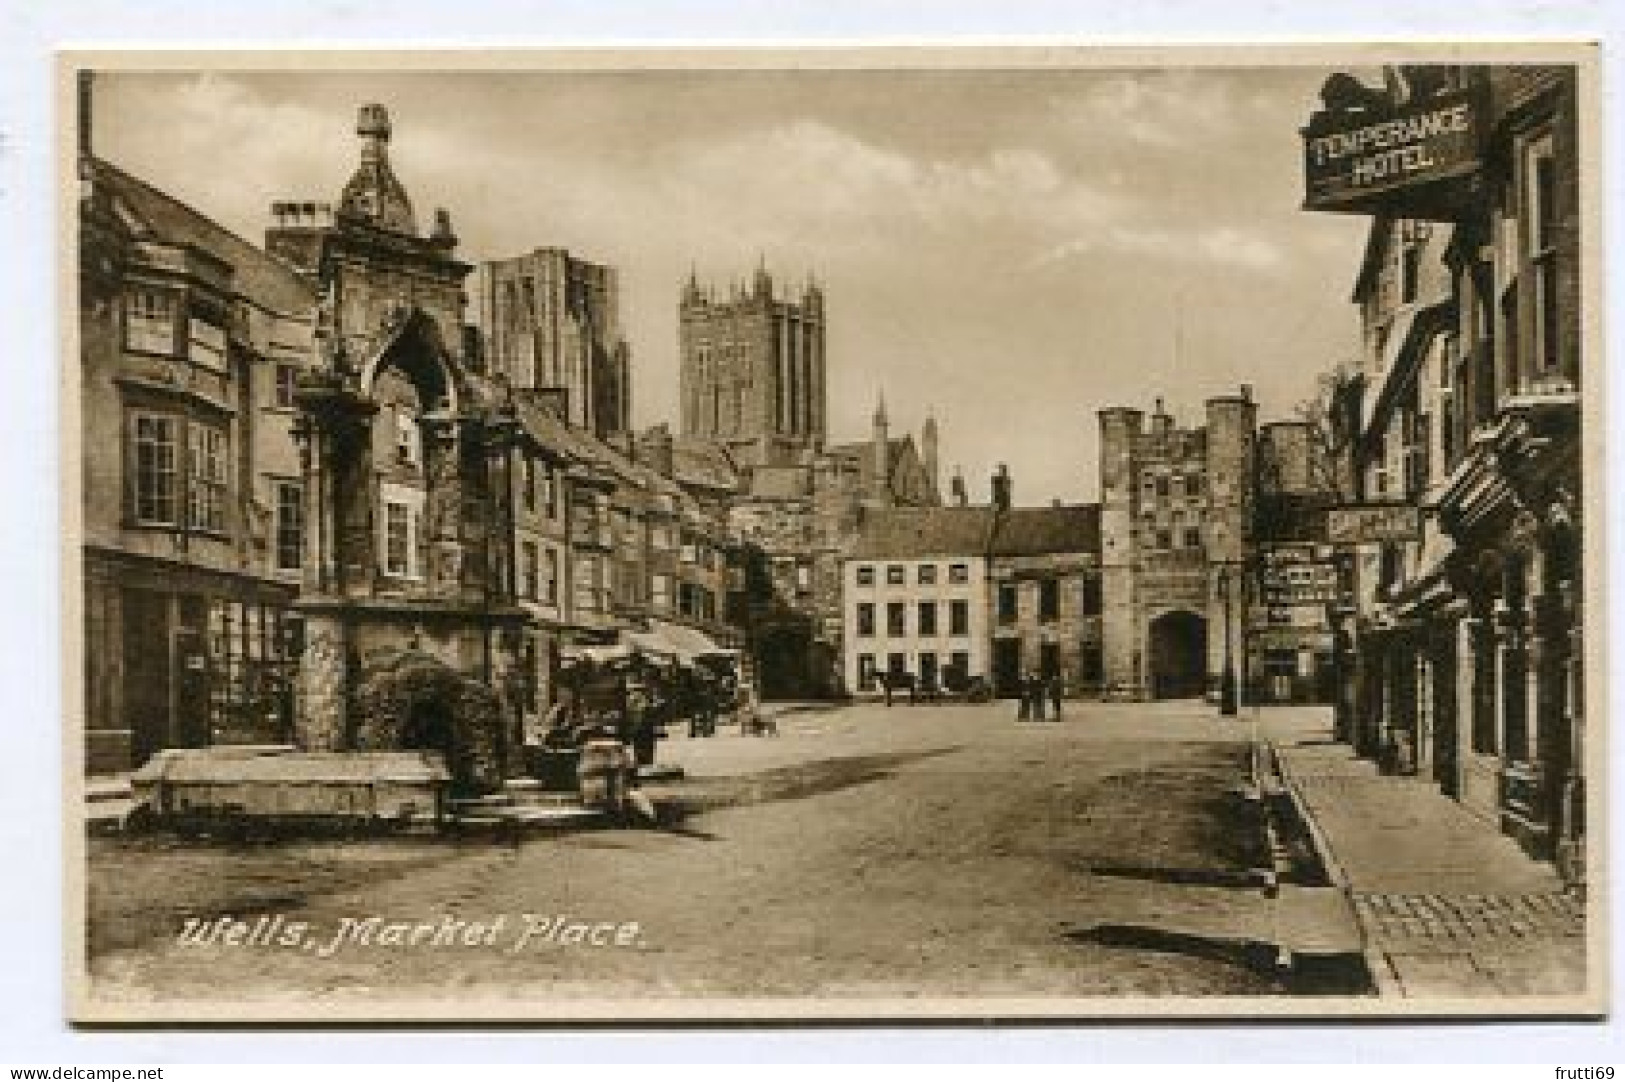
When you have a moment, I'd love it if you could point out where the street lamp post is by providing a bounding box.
[1219,566,1238,716]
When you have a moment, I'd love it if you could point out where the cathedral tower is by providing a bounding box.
[678,266,826,467]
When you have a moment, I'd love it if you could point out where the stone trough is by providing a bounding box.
[130,745,451,831]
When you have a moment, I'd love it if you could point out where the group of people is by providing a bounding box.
[1014,670,1065,722]
[533,654,754,821]
[541,655,744,761]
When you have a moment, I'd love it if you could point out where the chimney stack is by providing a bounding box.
[77,71,93,161]
[992,464,1012,512]
[950,467,967,507]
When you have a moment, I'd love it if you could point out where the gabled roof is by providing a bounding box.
[991,504,1101,557]
[1351,214,1394,303]
[827,436,925,497]
[512,394,717,525]
[748,465,811,500]
[670,437,741,493]
[848,506,997,560]
[92,158,318,316]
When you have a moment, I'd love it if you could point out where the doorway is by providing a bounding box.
[403,696,457,763]
[993,638,1022,698]
[1148,610,1208,699]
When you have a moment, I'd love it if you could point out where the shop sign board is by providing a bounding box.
[1302,87,1483,214]
[1325,503,1422,545]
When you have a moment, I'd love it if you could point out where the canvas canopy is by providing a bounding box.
[560,643,634,666]
[625,620,735,666]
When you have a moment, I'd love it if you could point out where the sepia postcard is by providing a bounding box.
[62,43,1606,1023]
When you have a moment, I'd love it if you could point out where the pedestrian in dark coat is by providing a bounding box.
[1048,673,1064,721]
[1016,671,1033,721]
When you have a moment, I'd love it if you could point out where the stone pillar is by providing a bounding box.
[1557,580,1585,890]
[1415,651,1434,778]
[1491,601,1511,759]
[295,611,350,751]
[1524,593,1547,767]
[1454,616,1478,793]
[1372,638,1389,765]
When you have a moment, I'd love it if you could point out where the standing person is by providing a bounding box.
[627,678,657,767]
[1028,670,1047,722]
[577,722,633,818]
[1048,671,1064,721]
[1016,670,1033,721]
[882,670,894,708]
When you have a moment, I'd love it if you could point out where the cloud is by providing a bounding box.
[1056,69,1276,150]
[1033,223,1287,274]
[644,119,1127,256]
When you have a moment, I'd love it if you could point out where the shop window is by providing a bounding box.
[273,481,303,573]
[131,413,178,525]
[205,599,295,746]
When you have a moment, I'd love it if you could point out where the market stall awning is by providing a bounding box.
[626,620,736,665]
[560,643,634,666]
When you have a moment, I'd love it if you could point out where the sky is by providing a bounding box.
[94,63,1372,503]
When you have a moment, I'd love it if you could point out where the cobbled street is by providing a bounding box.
[89,701,1354,1008]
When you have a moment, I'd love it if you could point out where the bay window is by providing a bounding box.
[124,287,179,355]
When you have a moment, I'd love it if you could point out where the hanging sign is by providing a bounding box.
[1302,86,1484,216]
[1325,503,1423,545]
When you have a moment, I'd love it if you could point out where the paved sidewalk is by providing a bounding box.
[1260,707,1587,1000]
